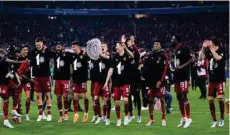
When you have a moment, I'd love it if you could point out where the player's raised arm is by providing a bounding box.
[198,40,209,60]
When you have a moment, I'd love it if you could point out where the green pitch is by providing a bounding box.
[0,80,229,135]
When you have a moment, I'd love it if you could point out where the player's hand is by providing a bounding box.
[138,64,143,70]
[202,40,209,48]
[156,81,161,88]
[209,41,216,52]
[43,45,47,51]
[103,83,108,90]
[121,34,126,43]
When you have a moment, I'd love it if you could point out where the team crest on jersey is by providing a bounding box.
[123,57,126,61]
[11,64,14,68]
[76,62,82,68]
[176,59,180,66]
[40,56,45,63]
[60,60,65,67]
[130,60,135,65]
[116,59,118,61]
[80,55,83,59]
[214,62,218,68]
[100,62,105,69]
[178,51,181,54]
[89,62,94,69]
[121,65,124,71]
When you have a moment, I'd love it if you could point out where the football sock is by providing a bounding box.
[115,105,121,119]
[124,103,129,116]
[84,99,89,113]
[219,100,225,120]
[184,99,191,118]
[73,98,79,113]
[25,98,31,114]
[209,100,217,121]
[3,99,9,120]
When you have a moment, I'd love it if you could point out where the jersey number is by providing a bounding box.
[99,62,102,72]
[117,62,122,75]
[73,59,77,71]
[210,58,214,71]
[36,54,40,66]
[57,57,60,69]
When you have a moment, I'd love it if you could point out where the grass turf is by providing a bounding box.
[0,80,229,135]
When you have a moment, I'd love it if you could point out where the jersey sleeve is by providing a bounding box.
[160,53,169,82]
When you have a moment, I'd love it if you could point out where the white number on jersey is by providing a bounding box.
[117,62,122,75]
[36,54,40,66]
[73,58,77,70]
[210,58,214,71]
[99,61,102,72]
[57,57,60,69]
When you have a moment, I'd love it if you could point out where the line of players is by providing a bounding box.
[0,35,226,129]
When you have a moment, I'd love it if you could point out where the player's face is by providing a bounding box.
[35,41,43,50]
[21,47,28,57]
[171,36,177,47]
[56,45,63,53]
[72,45,80,53]
[153,42,161,51]
[101,43,108,53]
[116,43,123,52]
[127,40,132,47]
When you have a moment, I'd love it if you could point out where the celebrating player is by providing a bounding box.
[90,42,111,125]
[52,42,72,122]
[142,39,168,126]
[103,39,134,127]
[0,47,22,128]
[126,36,142,123]
[198,37,226,127]
[28,38,52,122]
[17,45,32,121]
[171,35,193,128]
[71,41,89,123]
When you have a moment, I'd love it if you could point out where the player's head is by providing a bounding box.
[130,35,135,45]
[71,41,80,53]
[7,44,18,58]
[101,42,108,53]
[56,41,64,53]
[171,34,182,48]
[126,37,132,47]
[115,41,124,53]
[153,39,162,51]
[20,45,29,57]
[35,37,43,51]
[209,36,220,47]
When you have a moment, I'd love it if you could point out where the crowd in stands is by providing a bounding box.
[0,13,228,52]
